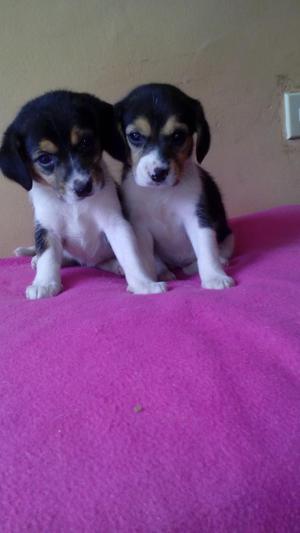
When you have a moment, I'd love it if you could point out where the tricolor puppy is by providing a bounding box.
[0,90,165,298]
[115,83,235,289]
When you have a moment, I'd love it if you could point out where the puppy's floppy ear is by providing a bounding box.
[92,98,127,163]
[77,93,127,163]
[113,99,124,129]
[100,101,128,163]
[192,99,211,164]
[0,126,32,191]
[113,99,131,163]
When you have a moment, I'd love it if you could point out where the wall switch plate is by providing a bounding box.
[284,92,300,139]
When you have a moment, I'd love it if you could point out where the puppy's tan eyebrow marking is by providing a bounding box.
[70,126,92,145]
[39,139,58,153]
[161,115,188,136]
[126,116,151,137]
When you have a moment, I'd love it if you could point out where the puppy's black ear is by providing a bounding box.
[113,100,124,129]
[96,99,127,163]
[0,126,32,191]
[114,100,131,161]
[193,99,211,164]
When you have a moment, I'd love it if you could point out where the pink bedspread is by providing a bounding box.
[1,205,300,532]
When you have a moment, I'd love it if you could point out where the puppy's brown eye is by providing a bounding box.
[127,131,145,146]
[172,130,187,145]
[37,153,54,166]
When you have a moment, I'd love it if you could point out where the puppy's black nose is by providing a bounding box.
[151,167,169,183]
[74,179,93,197]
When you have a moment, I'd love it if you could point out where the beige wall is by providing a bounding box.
[0,0,299,256]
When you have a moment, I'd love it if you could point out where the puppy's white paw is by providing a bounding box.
[219,256,229,266]
[127,280,167,295]
[202,274,235,290]
[14,246,35,257]
[31,255,38,270]
[26,281,62,300]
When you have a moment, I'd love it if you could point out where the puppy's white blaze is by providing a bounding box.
[134,149,164,186]
[68,169,90,188]
[135,149,161,186]
[64,168,92,203]
[69,167,89,179]
[135,149,178,187]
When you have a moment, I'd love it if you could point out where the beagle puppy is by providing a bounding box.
[115,83,235,289]
[0,90,165,298]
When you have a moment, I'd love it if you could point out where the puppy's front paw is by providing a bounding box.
[127,280,167,295]
[31,255,38,270]
[219,256,229,266]
[202,274,235,290]
[25,281,62,300]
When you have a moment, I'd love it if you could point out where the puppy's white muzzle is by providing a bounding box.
[135,149,176,187]
[65,170,94,202]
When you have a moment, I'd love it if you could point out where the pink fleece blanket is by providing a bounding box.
[0,205,300,532]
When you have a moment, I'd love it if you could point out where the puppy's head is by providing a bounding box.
[115,83,210,188]
[0,90,125,202]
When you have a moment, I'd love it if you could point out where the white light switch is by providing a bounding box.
[284,92,300,139]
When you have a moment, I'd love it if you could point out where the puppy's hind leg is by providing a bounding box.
[60,251,79,268]
[14,244,40,271]
[98,258,125,276]
[14,245,35,257]
[182,261,198,276]
[155,256,176,281]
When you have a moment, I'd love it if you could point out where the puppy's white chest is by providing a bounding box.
[31,185,113,266]
[62,205,111,266]
[124,173,200,266]
[148,201,195,265]
[147,199,184,241]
